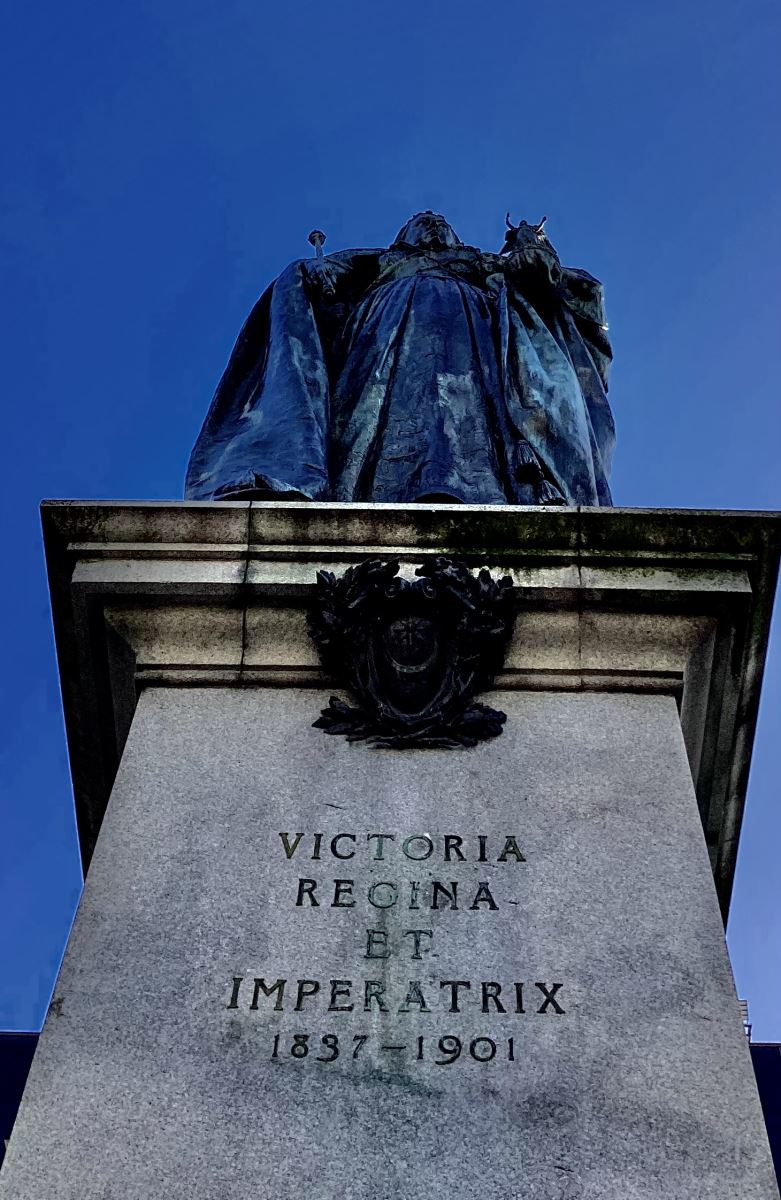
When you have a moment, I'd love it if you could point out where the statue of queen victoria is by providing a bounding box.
[186,211,615,506]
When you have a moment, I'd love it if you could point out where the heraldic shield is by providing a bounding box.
[308,558,516,748]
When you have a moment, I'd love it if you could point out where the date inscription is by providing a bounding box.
[271,1032,518,1064]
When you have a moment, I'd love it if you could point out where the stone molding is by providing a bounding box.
[41,500,780,918]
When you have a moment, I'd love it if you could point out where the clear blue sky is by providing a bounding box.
[0,0,779,1035]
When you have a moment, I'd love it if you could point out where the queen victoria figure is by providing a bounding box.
[186,212,615,506]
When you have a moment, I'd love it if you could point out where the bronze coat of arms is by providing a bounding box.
[308,558,515,748]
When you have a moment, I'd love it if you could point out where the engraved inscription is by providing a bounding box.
[223,827,568,1068]
[228,977,565,1015]
[269,1033,522,1064]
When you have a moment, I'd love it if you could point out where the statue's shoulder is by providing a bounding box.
[322,247,385,264]
[279,247,384,275]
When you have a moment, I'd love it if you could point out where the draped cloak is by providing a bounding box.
[185,244,615,506]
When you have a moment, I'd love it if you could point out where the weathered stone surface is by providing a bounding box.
[2,687,777,1199]
[40,501,780,911]
[21,500,777,1197]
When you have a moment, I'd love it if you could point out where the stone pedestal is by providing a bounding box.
[2,502,779,1199]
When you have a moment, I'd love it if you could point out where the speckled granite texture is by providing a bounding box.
[1,688,777,1199]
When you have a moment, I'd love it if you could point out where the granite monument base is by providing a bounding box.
[2,501,778,1198]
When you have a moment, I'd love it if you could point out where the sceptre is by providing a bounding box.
[306,229,335,297]
[308,229,327,259]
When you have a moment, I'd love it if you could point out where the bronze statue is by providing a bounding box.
[186,212,614,506]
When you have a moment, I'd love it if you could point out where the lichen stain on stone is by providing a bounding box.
[223,1018,243,1044]
[353,1063,438,1101]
